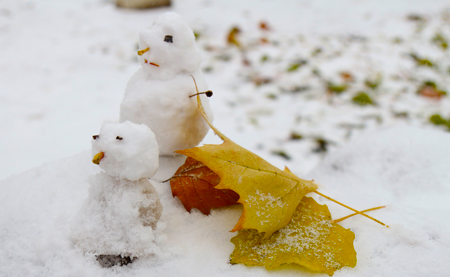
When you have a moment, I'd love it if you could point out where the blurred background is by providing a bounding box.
[0,0,449,180]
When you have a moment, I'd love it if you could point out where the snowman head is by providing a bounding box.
[137,12,201,80]
[91,121,159,181]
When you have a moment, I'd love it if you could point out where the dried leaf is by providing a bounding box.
[409,53,434,67]
[260,54,269,63]
[326,83,347,94]
[170,157,239,215]
[259,21,270,31]
[287,60,308,72]
[260,37,269,44]
[271,150,291,160]
[311,47,323,57]
[313,138,330,153]
[289,132,303,140]
[407,14,426,22]
[352,92,374,106]
[251,76,272,86]
[418,81,447,99]
[429,114,450,131]
[430,114,448,125]
[230,197,357,276]
[432,33,448,50]
[176,94,318,239]
[340,72,354,82]
[227,27,241,47]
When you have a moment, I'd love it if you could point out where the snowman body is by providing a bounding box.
[73,173,162,256]
[120,12,213,156]
[72,121,163,258]
[121,68,210,155]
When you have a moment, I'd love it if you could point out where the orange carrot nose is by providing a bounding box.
[138,47,149,56]
[92,152,104,165]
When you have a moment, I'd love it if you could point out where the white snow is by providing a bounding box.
[1,0,450,276]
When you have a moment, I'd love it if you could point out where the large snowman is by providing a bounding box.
[120,12,213,156]
[71,121,163,266]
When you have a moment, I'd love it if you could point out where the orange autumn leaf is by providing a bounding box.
[176,92,318,239]
[170,157,239,215]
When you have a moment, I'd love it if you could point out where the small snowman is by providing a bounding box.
[120,12,213,156]
[72,121,163,267]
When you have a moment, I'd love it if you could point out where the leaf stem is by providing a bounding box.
[332,206,385,223]
[191,75,230,142]
[313,190,389,227]
[160,177,173,183]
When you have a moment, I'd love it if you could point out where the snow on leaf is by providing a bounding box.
[176,93,318,239]
[229,197,357,276]
[169,157,239,215]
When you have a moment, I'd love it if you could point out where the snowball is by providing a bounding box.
[137,12,201,80]
[71,173,163,257]
[91,121,159,181]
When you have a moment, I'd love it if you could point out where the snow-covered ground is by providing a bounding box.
[1,0,450,276]
[2,126,450,276]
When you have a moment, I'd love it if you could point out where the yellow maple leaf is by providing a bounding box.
[178,78,387,239]
[176,92,318,239]
[229,197,357,276]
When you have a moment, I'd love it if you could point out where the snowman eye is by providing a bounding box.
[164,35,173,43]
[93,135,99,140]
[116,136,123,140]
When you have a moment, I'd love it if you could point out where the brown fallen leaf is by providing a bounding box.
[169,157,239,215]
[230,197,357,276]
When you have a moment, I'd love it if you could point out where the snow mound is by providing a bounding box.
[309,125,450,203]
[71,173,163,257]
[308,125,450,277]
[1,126,449,276]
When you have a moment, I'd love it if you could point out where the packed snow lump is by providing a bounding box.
[120,12,213,156]
[71,121,163,259]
